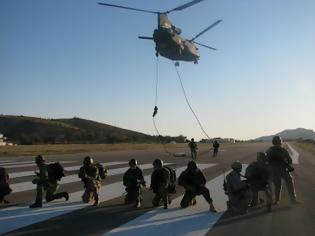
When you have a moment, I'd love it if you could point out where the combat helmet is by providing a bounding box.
[187,161,197,171]
[129,158,137,167]
[272,136,282,146]
[83,156,94,166]
[153,159,163,168]
[231,161,242,171]
[35,155,45,165]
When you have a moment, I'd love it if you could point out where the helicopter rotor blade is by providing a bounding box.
[166,0,206,14]
[138,36,154,40]
[190,19,222,41]
[98,2,158,14]
[195,42,217,50]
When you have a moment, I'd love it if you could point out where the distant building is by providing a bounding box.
[200,138,235,143]
[0,133,6,146]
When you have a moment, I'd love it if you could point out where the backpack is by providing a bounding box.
[47,162,65,181]
[164,166,176,193]
[96,163,107,180]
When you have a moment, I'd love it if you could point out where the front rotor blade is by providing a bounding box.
[138,36,154,40]
[195,42,217,50]
[98,2,158,14]
[191,19,222,41]
[166,0,206,13]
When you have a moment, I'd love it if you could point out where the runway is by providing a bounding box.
[0,142,313,236]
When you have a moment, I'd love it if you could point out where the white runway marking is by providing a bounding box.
[286,144,299,164]
[10,163,170,193]
[104,165,226,236]
[0,164,215,235]
[9,161,127,179]
[3,161,76,169]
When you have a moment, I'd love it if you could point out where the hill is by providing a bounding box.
[0,115,186,144]
[256,128,314,141]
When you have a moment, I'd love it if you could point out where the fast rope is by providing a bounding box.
[173,62,211,140]
[152,57,174,157]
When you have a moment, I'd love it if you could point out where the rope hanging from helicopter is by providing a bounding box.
[173,62,214,157]
[152,57,174,157]
[173,62,211,140]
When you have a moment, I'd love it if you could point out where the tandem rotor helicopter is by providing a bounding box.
[99,0,222,64]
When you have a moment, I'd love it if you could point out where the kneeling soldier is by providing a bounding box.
[30,155,69,208]
[0,167,11,204]
[123,159,145,208]
[178,161,217,212]
[245,152,272,212]
[79,156,102,206]
[225,161,252,214]
[151,159,170,209]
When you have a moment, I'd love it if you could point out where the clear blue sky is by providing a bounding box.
[1,0,314,140]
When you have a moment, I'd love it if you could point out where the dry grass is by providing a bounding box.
[294,142,315,156]
[0,142,244,157]
[0,143,187,157]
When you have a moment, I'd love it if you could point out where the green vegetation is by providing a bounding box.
[0,115,186,145]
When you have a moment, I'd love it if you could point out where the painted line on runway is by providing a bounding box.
[3,161,76,169]
[0,164,216,235]
[286,143,299,164]
[104,165,226,236]
[9,161,127,179]
[10,163,171,193]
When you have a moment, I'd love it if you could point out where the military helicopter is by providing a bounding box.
[98,0,222,64]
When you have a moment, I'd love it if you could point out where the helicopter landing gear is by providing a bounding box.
[194,60,198,64]
[175,61,180,67]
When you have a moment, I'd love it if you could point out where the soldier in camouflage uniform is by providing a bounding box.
[30,155,69,208]
[188,138,198,160]
[0,167,11,204]
[151,159,171,209]
[245,152,272,212]
[225,161,252,214]
[79,156,101,206]
[178,161,217,212]
[123,159,145,208]
[266,136,299,205]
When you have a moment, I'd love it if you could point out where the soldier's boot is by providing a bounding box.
[29,201,42,208]
[92,194,99,207]
[3,198,10,204]
[63,192,69,201]
[136,200,141,208]
[209,202,217,213]
[267,203,272,212]
[290,199,301,205]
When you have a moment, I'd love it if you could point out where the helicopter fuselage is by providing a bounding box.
[153,14,200,63]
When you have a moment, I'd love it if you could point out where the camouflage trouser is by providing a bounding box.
[82,180,100,204]
[228,189,253,212]
[190,149,197,160]
[180,186,213,208]
[35,180,66,203]
[272,166,296,202]
[125,186,142,205]
[152,185,169,207]
[213,148,219,157]
[250,184,272,209]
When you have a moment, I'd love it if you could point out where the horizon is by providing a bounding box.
[1,0,314,140]
[1,114,313,141]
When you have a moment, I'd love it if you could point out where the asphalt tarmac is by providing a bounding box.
[0,142,313,236]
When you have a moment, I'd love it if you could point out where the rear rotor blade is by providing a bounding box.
[191,19,222,41]
[166,0,206,13]
[195,42,217,50]
[98,2,158,14]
